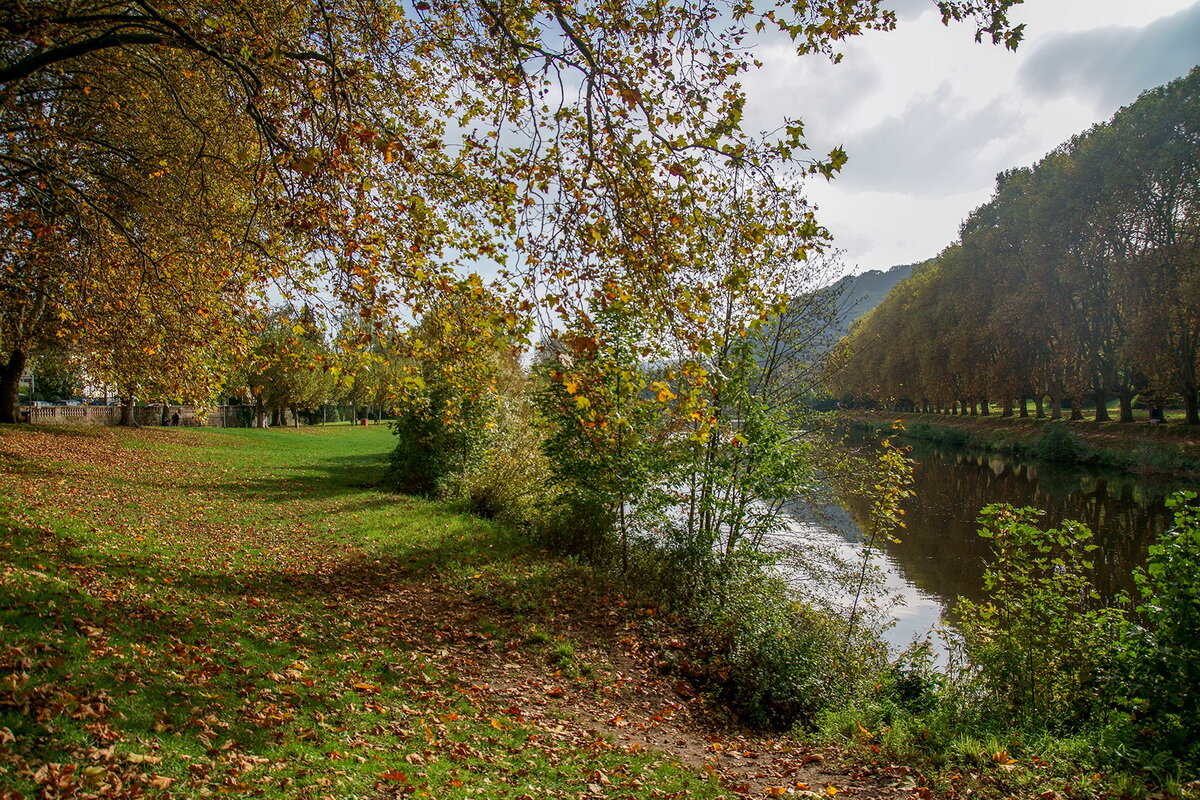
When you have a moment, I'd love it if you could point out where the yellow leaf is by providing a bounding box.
[650,381,676,402]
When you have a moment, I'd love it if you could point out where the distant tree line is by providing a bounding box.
[833,67,1200,424]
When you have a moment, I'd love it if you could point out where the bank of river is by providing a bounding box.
[846,410,1200,478]
[781,436,1192,656]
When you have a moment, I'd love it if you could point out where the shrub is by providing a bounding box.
[695,571,881,730]
[446,392,558,527]
[1029,421,1085,463]
[387,385,493,496]
[955,504,1127,732]
[906,421,970,448]
[1119,491,1200,769]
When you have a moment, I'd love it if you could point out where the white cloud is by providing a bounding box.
[741,0,1200,271]
[1017,3,1200,108]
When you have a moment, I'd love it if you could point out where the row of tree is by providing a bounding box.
[24,306,404,426]
[0,0,1022,425]
[833,67,1200,424]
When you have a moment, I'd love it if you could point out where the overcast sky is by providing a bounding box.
[741,0,1200,275]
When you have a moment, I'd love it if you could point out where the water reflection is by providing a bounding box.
[783,438,1185,653]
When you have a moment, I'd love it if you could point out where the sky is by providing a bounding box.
[741,0,1200,275]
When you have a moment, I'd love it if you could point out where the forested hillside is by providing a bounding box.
[826,262,917,337]
[833,67,1200,424]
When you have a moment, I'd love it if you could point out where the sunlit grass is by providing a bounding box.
[0,425,725,800]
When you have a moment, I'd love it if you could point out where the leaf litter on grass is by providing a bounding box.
[0,426,908,800]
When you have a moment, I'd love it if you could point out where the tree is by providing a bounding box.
[233,307,335,428]
[1,0,1026,422]
[1110,69,1200,423]
[831,68,1200,423]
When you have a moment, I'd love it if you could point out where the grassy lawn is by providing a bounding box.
[0,425,750,800]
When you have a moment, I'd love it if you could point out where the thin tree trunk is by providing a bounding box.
[0,347,27,424]
[980,397,990,416]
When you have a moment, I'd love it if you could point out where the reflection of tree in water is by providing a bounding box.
[835,439,1180,611]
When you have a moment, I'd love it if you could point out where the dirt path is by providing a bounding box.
[0,426,913,799]
[338,563,908,799]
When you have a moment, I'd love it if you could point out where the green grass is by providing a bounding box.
[0,425,727,800]
[845,412,1200,476]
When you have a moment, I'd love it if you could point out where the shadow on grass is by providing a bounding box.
[1,509,581,757]
[88,450,396,508]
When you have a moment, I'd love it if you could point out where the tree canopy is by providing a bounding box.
[833,66,1200,424]
[1,0,1025,420]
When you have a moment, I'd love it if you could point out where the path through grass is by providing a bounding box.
[0,425,882,800]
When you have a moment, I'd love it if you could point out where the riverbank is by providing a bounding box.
[0,424,890,800]
[843,410,1200,477]
[3,424,1192,799]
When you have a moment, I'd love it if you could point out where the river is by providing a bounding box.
[781,436,1191,657]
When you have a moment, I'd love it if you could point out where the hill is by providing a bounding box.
[826,262,917,337]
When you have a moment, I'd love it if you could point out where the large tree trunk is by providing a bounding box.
[1185,390,1199,426]
[1117,390,1134,424]
[1000,398,1013,418]
[119,394,136,427]
[1093,388,1110,422]
[1034,396,1045,418]
[1017,397,1029,418]
[0,347,27,424]
[1069,397,1084,421]
[1050,395,1062,420]
[980,397,990,416]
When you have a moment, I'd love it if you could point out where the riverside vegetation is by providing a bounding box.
[847,415,1200,477]
[377,284,1200,798]
[2,416,1198,798]
[835,67,1200,426]
[2,1,1198,798]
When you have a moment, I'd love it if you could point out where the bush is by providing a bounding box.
[387,388,491,496]
[906,421,971,448]
[955,505,1127,732]
[1119,491,1200,769]
[1029,421,1085,463]
[692,571,882,731]
[446,393,558,527]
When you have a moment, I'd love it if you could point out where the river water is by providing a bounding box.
[781,437,1190,656]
